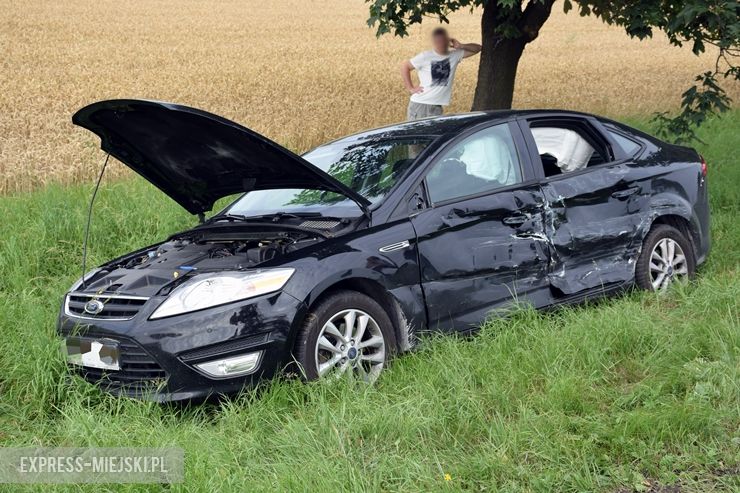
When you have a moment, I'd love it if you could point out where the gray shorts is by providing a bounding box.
[407,101,443,121]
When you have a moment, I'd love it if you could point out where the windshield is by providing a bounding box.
[225,138,431,217]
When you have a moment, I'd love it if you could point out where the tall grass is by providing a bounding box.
[0,113,737,491]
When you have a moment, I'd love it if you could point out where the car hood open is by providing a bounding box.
[73,99,371,216]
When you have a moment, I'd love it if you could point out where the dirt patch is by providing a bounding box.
[615,467,739,493]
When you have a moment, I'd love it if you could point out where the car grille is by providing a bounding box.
[62,329,168,395]
[65,292,149,320]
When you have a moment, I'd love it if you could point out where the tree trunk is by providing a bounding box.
[471,36,527,110]
[471,0,554,111]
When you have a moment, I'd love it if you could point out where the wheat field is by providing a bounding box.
[1,0,735,194]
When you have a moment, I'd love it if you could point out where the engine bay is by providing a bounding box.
[79,229,326,297]
[119,233,322,271]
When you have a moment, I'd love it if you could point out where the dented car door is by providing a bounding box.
[410,122,550,331]
[520,116,647,295]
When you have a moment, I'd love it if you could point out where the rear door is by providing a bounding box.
[518,115,648,295]
[409,121,550,331]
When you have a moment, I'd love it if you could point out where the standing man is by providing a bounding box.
[401,27,481,120]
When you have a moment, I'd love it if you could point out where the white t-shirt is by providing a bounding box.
[409,49,465,106]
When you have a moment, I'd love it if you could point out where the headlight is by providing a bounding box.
[149,268,294,319]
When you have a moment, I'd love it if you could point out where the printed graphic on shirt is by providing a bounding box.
[430,59,451,87]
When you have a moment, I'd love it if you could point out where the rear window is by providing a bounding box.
[528,119,611,178]
[531,127,598,172]
[607,129,641,156]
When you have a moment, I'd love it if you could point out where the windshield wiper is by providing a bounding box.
[198,212,336,238]
[265,211,324,222]
[206,213,250,223]
[207,211,323,224]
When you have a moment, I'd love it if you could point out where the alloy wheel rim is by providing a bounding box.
[315,309,385,382]
[649,238,688,290]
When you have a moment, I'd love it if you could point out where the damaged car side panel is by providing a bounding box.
[539,165,650,294]
[517,114,709,296]
[411,184,550,330]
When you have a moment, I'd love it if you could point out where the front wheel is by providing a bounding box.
[635,224,695,291]
[294,290,396,382]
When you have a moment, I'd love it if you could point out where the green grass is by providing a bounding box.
[0,113,738,492]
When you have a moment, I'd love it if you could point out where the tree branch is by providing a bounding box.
[518,0,555,41]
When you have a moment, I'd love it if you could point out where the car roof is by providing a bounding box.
[322,109,600,144]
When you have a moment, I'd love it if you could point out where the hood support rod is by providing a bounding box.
[80,153,110,289]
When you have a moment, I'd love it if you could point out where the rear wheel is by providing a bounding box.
[635,224,695,291]
[294,290,396,382]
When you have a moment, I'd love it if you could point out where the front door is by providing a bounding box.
[410,122,550,331]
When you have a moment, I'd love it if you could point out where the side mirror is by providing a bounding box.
[407,191,426,215]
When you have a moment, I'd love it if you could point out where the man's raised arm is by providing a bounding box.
[451,39,482,58]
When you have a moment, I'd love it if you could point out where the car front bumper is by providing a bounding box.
[57,290,308,402]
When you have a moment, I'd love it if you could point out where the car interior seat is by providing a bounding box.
[541,153,561,177]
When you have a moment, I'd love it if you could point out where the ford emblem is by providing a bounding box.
[83,299,105,315]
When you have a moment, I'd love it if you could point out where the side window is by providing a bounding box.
[529,120,610,177]
[606,129,641,156]
[426,124,523,204]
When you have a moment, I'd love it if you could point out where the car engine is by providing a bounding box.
[121,234,321,270]
[77,229,325,297]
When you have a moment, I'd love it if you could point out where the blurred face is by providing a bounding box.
[432,32,449,53]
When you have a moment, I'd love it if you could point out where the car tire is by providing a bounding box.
[635,224,696,291]
[294,290,397,381]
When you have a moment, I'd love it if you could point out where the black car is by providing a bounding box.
[58,99,710,401]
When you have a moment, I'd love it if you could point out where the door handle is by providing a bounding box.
[503,214,528,226]
[611,187,640,200]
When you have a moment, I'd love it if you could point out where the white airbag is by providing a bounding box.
[531,127,595,172]
[459,134,518,185]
